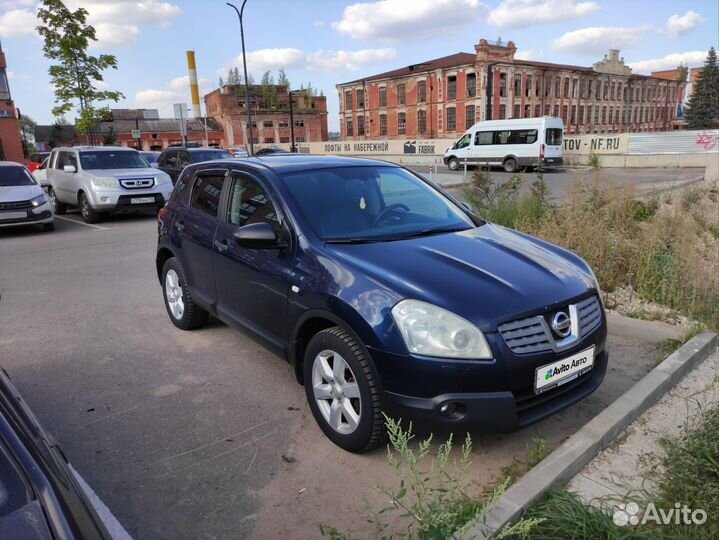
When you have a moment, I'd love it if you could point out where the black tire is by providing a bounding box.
[161,257,208,330]
[42,222,55,232]
[79,192,101,224]
[303,326,385,453]
[447,157,460,171]
[48,188,67,215]
[503,157,518,173]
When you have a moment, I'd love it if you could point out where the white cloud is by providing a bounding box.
[628,51,707,74]
[135,75,212,117]
[222,47,396,76]
[0,8,37,37]
[515,49,543,61]
[552,26,650,55]
[666,11,704,37]
[7,70,29,80]
[307,48,397,71]
[331,0,487,41]
[488,0,599,29]
[0,0,34,9]
[91,22,140,48]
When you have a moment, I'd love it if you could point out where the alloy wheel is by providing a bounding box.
[165,269,185,320]
[311,349,362,434]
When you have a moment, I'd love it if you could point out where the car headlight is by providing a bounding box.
[91,176,118,188]
[155,173,172,185]
[30,194,48,207]
[391,299,492,359]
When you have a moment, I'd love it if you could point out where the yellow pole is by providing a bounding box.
[186,51,201,118]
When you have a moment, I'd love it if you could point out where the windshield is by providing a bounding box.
[0,166,36,186]
[193,150,233,161]
[281,166,474,242]
[546,128,563,146]
[79,150,149,170]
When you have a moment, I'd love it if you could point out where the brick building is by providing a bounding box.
[0,41,24,163]
[205,84,328,147]
[98,109,225,150]
[337,39,687,140]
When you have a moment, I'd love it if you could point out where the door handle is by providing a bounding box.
[175,220,185,232]
[214,239,229,253]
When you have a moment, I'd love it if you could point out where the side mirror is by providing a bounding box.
[63,164,77,173]
[233,222,285,249]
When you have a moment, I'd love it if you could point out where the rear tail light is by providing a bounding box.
[540,144,545,161]
[158,207,168,221]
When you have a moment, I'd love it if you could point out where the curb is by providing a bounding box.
[457,332,718,540]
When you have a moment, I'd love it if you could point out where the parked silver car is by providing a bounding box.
[47,146,173,223]
[0,162,54,231]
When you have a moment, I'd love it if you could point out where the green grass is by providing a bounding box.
[512,407,719,539]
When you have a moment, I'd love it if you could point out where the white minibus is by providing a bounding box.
[443,117,563,172]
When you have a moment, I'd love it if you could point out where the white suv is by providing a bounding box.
[47,146,173,223]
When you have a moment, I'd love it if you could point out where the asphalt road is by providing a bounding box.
[0,190,684,540]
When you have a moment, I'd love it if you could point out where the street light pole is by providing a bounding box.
[288,90,297,152]
[227,1,254,155]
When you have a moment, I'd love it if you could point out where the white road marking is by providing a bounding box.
[54,215,116,230]
[70,464,134,540]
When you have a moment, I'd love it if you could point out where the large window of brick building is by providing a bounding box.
[499,104,506,119]
[466,73,476,97]
[398,112,406,133]
[397,83,405,105]
[555,76,560,97]
[346,118,353,136]
[562,105,568,124]
[465,105,475,129]
[514,74,521,95]
[446,107,456,130]
[345,91,352,110]
[356,89,364,109]
[379,114,387,136]
[417,80,426,102]
[564,78,569,98]
[554,104,559,118]
[447,76,457,100]
[536,76,542,97]
[535,104,541,117]
[524,104,530,118]
[357,115,365,136]
[417,110,426,134]
[499,73,506,97]
[513,104,520,119]
[526,75,532,97]
[379,86,387,107]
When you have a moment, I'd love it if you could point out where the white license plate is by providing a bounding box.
[0,211,27,221]
[130,197,155,204]
[535,346,595,394]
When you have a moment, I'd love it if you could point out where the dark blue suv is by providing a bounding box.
[156,156,607,452]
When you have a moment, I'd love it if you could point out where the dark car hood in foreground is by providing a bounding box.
[327,224,596,330]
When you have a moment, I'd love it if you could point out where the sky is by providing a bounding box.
[1,0,717,132]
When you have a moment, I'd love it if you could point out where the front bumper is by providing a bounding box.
[0,204,54,228]
[382,349,608,431]
[89,190,170,212]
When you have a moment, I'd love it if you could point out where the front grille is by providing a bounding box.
[498,295,602,355]
[119,177,155,189]
[0,200,33,210]
[497,316,551,354]
[578,296,602,336]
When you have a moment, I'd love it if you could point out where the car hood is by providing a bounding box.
[326,224,596,330]
[0,184,43,202]
[85,168,159,177]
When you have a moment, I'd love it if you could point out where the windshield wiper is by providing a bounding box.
[382,226,469,241]
[324,237,381,244]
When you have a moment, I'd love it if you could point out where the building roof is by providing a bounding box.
[98,118,222,133]
[34,124,76,142]
[339,52,476,85]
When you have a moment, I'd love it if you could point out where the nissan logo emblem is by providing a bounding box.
[551,311,572,338]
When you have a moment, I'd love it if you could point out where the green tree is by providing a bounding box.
[103,126,117,145]
[19,113,36,144]
[218,76,224,88]
[36,0,123,141]
[277,68,290,87]
[261,70,277,108]
[685,47,719,130]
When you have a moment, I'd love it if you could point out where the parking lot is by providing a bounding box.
[0,206,680,540]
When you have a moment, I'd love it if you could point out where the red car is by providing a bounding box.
[27,152,50,173]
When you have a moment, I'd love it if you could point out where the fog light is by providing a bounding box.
[440,402,456,416]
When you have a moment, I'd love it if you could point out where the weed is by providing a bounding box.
[587,152,600,169]
[527,437,549,466]
[318,417,540,540]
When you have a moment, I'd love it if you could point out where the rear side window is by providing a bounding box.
[546,128,563,145]
[475,131,493,145]
[163,152,178,168]
[190,173,225,217]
